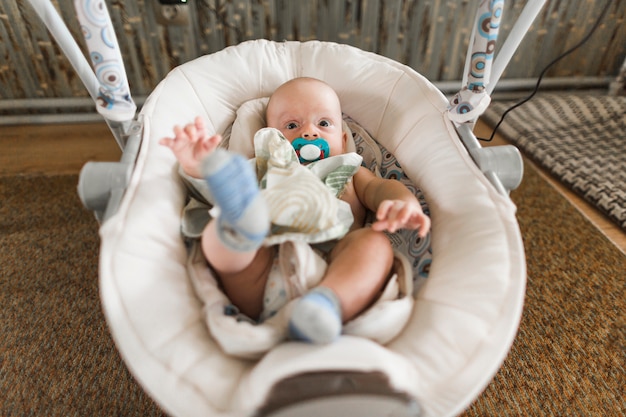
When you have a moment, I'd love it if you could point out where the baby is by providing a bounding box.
[160,77,430,344]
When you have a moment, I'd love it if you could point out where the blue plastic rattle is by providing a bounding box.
[291,138,330,164]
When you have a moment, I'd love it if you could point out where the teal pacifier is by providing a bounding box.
[291,138,330,164]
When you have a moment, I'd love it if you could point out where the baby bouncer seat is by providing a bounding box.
[28,0,546,415]
[96,40,527,415]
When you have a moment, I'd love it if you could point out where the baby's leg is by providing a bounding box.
[201,148,269,252]
[200,148,272,319]
[322,228,394,320]
[289,228,394,343]
[204,226,275,319]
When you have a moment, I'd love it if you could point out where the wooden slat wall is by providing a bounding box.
[1,0,625,101]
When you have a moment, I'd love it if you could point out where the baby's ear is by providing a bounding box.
[341,119,354,153]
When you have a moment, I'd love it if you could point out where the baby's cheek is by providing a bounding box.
[282,132,297,142]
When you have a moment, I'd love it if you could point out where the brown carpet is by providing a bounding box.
[0,175,166,416]
[1,167,624,416]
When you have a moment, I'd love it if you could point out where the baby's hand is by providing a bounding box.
[371,199,431,237]
[159,116,222,178]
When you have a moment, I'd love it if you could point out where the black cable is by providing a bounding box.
[479,0,613,142]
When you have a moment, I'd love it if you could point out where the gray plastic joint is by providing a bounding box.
[77,161,132,213]
[470,145,524,192]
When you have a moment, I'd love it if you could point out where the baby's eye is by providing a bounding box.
[286,122,299,130]
[319,119,331,127]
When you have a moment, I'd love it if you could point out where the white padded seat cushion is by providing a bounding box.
[98,40,525,417]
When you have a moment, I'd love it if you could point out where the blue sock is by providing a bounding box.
[201,149,269,252]
[289,287,342,344]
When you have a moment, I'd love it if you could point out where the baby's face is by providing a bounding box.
[266,78,347,158]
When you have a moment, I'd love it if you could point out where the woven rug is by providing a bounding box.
[482,93,626,231]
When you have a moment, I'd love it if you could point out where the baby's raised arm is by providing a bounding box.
[159,116,222,178]
[354,167,430,237]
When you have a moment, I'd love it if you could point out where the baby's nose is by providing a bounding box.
[302,123,319,138]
